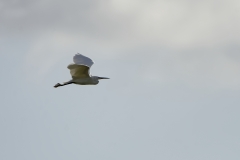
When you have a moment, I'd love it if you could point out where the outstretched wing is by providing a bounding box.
[67,64,90,79]
[67,54,94,79]
[73,53,94,67]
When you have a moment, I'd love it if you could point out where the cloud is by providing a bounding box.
[1,0,240,88]
[25,31,78,79]
[2,0,239,47]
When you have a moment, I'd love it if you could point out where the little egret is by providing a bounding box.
[54,53,109,88]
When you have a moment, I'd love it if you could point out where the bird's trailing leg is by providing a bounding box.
[54,81,73,88]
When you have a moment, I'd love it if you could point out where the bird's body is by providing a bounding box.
[72,76,99,85]
[54,54,109,88]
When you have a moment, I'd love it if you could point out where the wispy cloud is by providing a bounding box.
[2,0,240,88]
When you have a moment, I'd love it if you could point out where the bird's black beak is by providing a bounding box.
[98,77,110,80]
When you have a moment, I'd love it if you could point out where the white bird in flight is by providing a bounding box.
[54,53,109,88]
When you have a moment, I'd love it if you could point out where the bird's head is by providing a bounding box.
[91,76,109,84]
[97,77,110,80]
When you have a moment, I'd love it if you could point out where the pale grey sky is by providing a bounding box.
[1,0,240,160]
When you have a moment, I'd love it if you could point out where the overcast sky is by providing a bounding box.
[1,0,240,160]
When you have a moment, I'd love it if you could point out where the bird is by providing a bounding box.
[54,53,109,88]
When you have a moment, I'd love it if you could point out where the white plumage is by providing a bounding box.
[73,54,94,67]
[54,53,109,88]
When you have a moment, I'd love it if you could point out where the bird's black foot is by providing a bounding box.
[54,83,62,88]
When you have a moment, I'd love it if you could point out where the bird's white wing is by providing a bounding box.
[67,64,90,79]
[73,53,94,67]
[67,54,94,79]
